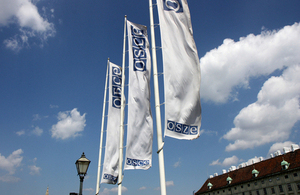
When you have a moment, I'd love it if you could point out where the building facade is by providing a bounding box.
[195,146,300,195]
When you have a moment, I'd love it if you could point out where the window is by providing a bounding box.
[269,179,272,182]
[297,183,300,191]
[263,188,267,195]
[249,191,252,195]
[234,187,237,190]
[254,182,257,186]
[261,180,265,184]
[285,175,289,179]
[294,173,298,177]
[271,188,275,194]
[241,185,243,189]
[287,183,292,191]
[256,190,260,195]
[279,185,283,193]
[248,184,251,187]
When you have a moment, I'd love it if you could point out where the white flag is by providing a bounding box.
[157,0,201,140]
[101,62,122,184]
[124,20,153,170]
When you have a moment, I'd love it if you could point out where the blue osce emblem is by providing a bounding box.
[131,25,147,72]
[163,0,183,13]
[111,66,122,109]
[167,120,198,135]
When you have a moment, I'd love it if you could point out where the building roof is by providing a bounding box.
[195,148,300,194]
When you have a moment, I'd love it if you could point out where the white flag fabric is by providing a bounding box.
[124,20,153,170]
[157,0,201,140]
[101,62,122,184]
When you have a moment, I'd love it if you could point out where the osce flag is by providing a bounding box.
[124,20,153,170]
[101,62,122,184]
[157,0,202,140]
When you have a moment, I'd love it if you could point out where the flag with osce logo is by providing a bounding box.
[124,20,153,170]
[157,0,202,140]
[101,62,122,184]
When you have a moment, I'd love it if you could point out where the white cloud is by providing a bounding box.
[209,159,221,166]
[222,156,239,166]
[28,165,41,175]
[50,108,86,140]
[200,23,300,103]
[33,114,41,121]
[16,130,25,136]
[28,157,41,175]
[210,155,239,167]
[139,186,146,190]
[173,158,181,168]
[31,126,43,136]
[0,0,55,51]
[166,181,174,187]
[154,181,174,191]
[83,188,94,195]
[268,141,295,156]
[99,186,127,195]
[0,149,23,182]
[0,175,20,182]
[223,65,300,151]
[49,104,59,109]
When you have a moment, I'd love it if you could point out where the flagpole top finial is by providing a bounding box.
[125,15,127,18]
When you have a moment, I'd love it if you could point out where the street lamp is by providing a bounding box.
[75,152,91,195]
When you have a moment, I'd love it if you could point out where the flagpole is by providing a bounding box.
[149,1,167,195]
[118,15,127,195]
[95,58,110,195]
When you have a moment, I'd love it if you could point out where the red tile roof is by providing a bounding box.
[196,149,300,194]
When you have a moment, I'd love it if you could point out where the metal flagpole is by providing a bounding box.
[149,1,167,195]
[95,58,110,195]
[118,15,127,195]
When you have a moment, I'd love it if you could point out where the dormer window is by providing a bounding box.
[227,176,232,185]
[281,159,290,170]
[252,168,259,178]
[207,182,213,190]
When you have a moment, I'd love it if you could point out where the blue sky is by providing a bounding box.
[0,0,300,195]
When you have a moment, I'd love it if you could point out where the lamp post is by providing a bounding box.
[75,152,91,195]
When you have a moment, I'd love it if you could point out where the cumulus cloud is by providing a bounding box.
[200,23,300,103]
[32,114,41,121]
[16,130,25,136]
[0,149,23,182]
[210,155,239,167]
[50,108,86,140]
[83,188,94,195]
[49,104,59,109]
[31,126,43,136]
[154,181,174,191]
[139,186,146,190]
[223,65,300,151]
[209,159,221,166]
[28,157,41,175]
[0,0,55,51]
[166,181,174,187]
[99,186,127,195]
[268,141,296,156]
[29,165,41,175]
[173,158,181,168]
